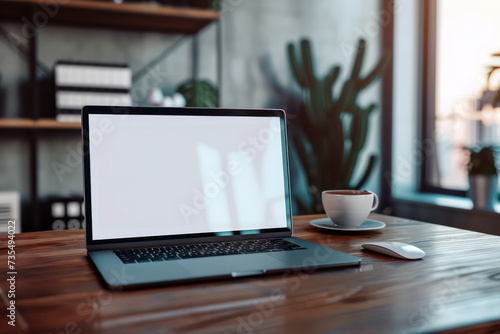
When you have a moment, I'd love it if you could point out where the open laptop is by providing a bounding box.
[82,106,361,289]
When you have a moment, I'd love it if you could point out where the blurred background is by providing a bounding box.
[0,0,499,234]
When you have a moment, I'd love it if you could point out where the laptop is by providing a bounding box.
[82,106,361,289]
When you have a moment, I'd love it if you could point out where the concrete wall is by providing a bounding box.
[0,0,383,222]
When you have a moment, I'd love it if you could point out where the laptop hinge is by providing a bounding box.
[87,231,292,251]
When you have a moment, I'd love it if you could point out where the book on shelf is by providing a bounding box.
[0,192,20,233]
[54,61,132,122]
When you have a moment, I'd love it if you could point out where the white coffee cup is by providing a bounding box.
[321,190,379,227]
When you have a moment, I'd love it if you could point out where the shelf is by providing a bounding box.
[0,0,221,34]
[0,118,81,129]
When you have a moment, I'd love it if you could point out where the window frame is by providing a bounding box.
[420,0,474,198]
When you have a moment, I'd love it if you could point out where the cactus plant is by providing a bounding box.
[287,38,390,213]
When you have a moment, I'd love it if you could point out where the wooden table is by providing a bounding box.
[1,214,500,333]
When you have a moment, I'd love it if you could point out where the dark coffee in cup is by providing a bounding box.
[323,190,371,196]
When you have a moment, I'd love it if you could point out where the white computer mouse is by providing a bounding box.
[361,241,425,260]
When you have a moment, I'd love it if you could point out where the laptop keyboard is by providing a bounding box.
[114,239,306,264]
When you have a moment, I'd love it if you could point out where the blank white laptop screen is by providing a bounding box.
[88,114,288,240]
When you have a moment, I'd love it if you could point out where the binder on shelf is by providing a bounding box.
[54,61,132,122]
[0,192,20,233]
[55,63,132,89]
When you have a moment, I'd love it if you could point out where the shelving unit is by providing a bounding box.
[0,0,221,33]
[0,118,81,129]
[0,0,222,231]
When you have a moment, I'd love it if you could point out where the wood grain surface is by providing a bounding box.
[1,214,500,334]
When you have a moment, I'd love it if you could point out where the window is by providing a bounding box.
[422,0,500,196]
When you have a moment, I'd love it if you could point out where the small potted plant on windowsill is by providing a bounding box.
[463,146,498,210]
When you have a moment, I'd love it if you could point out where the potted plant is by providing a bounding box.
[464,146,498,210]
[176,79,218,107]
[287,38,390,213]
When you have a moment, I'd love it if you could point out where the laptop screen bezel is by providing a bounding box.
[82,106,293,250]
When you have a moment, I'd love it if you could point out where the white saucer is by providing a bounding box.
[310,218,386,232]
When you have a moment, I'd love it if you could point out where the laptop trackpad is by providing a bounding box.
[179,253,288,278]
